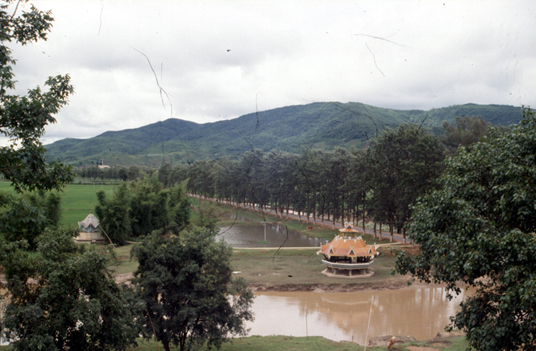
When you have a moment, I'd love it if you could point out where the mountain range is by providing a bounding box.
[45,102,523,167]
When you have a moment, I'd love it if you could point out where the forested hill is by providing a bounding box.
[46,102,522,166]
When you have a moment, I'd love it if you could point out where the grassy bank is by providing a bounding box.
[109,244,407,289]
[231,247,404,287]
[126,334,470,351]
[0,335,471,351]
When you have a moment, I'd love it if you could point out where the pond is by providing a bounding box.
[248,287,466,345]
[218,223,324,247]
[217,211,325,247]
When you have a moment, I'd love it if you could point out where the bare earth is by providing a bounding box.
[248,280,413,292]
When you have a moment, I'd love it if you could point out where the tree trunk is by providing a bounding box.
[379,222,382,240]
[164,340,171,351]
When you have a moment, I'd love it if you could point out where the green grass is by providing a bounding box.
[129,336,365,351]
[108,245,406,287]
[57,183,115,227]
[0,181,114,228]
[0,335,473,351]
[0,181,15,193]
[230,248,405,286]
[109,243,139,275]
[125,335,471,351]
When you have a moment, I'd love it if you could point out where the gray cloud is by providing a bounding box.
[1,0,533,146]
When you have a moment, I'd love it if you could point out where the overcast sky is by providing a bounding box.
[7,0,536,145]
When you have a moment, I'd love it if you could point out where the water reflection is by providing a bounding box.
[248,287,465,344]
[218,223,323,247]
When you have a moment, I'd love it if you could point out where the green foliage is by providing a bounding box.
[0,190,64,247]
[0,1,74,192]
[45,102,523,166]
[131,228,254,351]
[157,162,172,187]
[0,229,138,351]
[0,3,136,350]
[23,190,62,228]
[183,129,444,234]
[0,0,74,248]
[94,183,132,245]
[169,180,191,231]
[0,192,46,247]
[94,178,191,244]
[439,115,509,154]
[191,202,219,234]
[394,108,536,351]
[366,123,445,238]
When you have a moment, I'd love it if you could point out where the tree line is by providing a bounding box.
[153,118,491,242]
[73,115,499,242]
[73,115,498,244]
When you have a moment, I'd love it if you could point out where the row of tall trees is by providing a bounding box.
[76,164,155,182]
[170,123,445,241]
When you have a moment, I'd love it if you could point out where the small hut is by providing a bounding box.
[317,225,377,278]
[74,212,105,243]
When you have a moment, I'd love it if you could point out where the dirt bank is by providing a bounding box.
[248,280,435,292]
[368,330,465,349]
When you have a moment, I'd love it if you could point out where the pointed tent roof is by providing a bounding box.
[339,225,361,234]
[78,212,99,230]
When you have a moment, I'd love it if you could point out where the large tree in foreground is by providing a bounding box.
[395,107,536,351]
[0,2,138,349]
[0,230,138,351]
[367,123,445,241]
[0,0,73,193]
[132,227,254,351]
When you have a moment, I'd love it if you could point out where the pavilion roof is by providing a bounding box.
[339,225,360,234]
[318,233,376,257]
[78,212,99,230]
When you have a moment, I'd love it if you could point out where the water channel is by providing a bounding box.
[217,213,323,247]
[248,287,466,345]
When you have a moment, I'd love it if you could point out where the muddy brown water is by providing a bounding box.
[0,286,465,346]
[248,287,466,345]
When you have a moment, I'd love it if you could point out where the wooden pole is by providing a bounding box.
[364,297,374,351]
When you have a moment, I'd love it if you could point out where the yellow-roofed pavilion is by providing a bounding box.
[317,225,377,278]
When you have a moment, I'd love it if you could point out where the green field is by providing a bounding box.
[0,181,114,228]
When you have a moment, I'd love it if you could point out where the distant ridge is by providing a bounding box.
[45,102,522,167]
